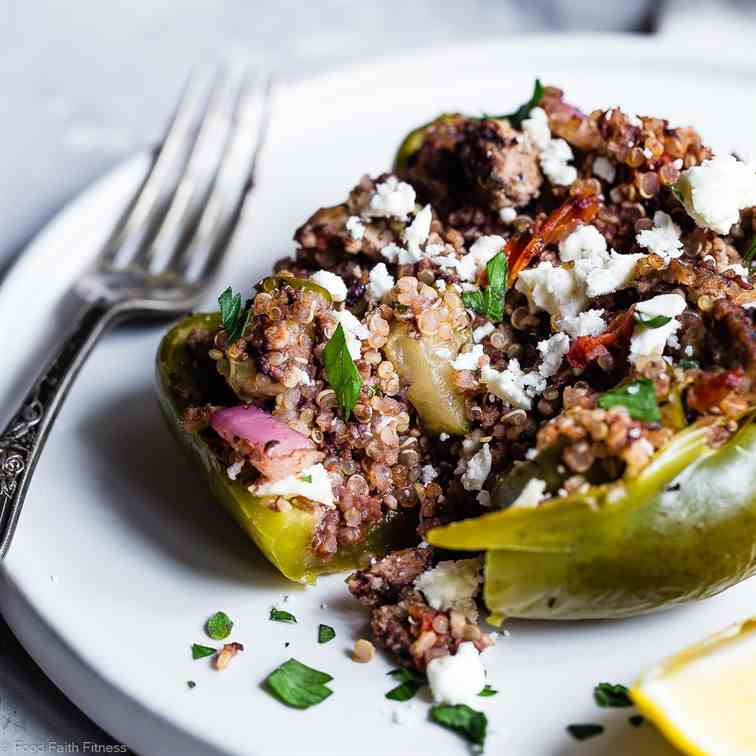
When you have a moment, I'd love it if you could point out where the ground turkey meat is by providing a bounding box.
[346,547,433,607]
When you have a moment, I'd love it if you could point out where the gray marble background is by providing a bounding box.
[0,0,751,751]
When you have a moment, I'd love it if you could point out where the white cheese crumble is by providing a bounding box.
[522,107,551,150]
[420,465,438,485]
[426,642,486,707]
[310,270,347,302]
[439,432,450,441]
[677,154,756,234]
[515,261,586,320]
[404,204,432,257]
[636,211,683,263]
[558,223,607,263]
[414,558,483,616]
[461,443,491,491]
[557,309,607,338]
[367,262,395,303]
[252,463,334,507]
[511,478,548,508]
[724,262,750,282]
[346,215,365,241]
[226,460,244,481]
[540,138,578,186]
[592,156,616,183]
[473,322,496,343]
[629,293,687,364]
[481,360,545,410]
[499,207,517,223]
[365,176,416,220]
[451,344,486,372]
[333,309,369,360]
[289,366,312,386]
[457,235,506,281]
[537,333,570,378]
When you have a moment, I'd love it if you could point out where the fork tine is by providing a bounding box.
[171,68,273,283]
[99,65,215,267]
[133,62,250,273]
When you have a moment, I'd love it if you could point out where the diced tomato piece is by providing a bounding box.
[687,369,744,413]
[566,308,636,370]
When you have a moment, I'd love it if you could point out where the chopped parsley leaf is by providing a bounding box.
[430,704,488,747]
[670,184,684,204]
[679,358,700,369]
[462,251,508,322]
[479,684,498,697]
[191,643,216,660]
[300,474,313,483]
[385,668,426,701]
[498,78,545,128]
[597,379,660,422]
[635,312,672,329]
[745,237,756,266]
[318,624,336,644]
[270,608,297,623]
[206,611,234,640]
[265,658,333,709]
[594,682,633,708]
[567,724,604,741]
[323,323,363,420]
[218,287,250,343]
[629,714,645,727]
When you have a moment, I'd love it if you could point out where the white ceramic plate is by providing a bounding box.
[3,34,756,756]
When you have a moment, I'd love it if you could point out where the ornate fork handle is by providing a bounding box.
[0,300,117,560]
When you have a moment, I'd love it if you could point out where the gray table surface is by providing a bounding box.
[0,0,746,751]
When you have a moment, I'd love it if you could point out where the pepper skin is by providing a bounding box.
[156,313,415,584]
[428,415,756,619]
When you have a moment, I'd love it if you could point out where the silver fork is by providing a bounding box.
[0,63,272,560]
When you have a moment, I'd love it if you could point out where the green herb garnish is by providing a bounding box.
[318,624,336,644]
[191,643,216,660]
[598,379,660,422]
[385,668,426,701]
[744,237,756,266]
[567,724,604,741]
[670,184,685,203]
[635,312,673,329]
[430,704,488,747]
[206,611,234,640]
[679,358,699,369]
[218,287,250,343]
[479,684,498,697]
[462,251,508,322]
[498,78,545,128]
[323,323,363,420]
[594,682,633,708]
[270,608,297,623]
[265,658,333,709]
[300,474,313,483]
[629,714,645,727]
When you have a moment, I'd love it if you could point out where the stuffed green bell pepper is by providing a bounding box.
[428,412,756,619]
[156,313,416,584]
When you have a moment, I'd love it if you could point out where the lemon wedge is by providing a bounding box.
[632,617,756,755]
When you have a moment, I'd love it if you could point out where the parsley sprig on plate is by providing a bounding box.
[323,323,363,419]
[385,668,425,701]
[430,704,488,747]
[265,658,334,709]
[463,251,508,323]
[270,608,297,623]
[206,611,234,640]
[218,287,251,343]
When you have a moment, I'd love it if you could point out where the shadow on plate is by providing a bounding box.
[77,382,295,592]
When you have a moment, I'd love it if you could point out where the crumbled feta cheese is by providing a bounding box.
[580,250,645,298]
[439,432,450,441]
[226,460,244,481]
[522,107,551,151]
[380,243,403,263]
[724,262,750,281]
[452,344,486,372]
[477,491,491,507]
[333,309,369,359]
[457,235,506,281]
[499,207,517,223]
[252,463,334,507]
[481,359,545,410]
[425,243,446,256]
[636,211,683,263]
[642,147,653,160]
[515,261,586,320]
[365,176,416,220]
[629,293,686,364]
[525,447,538,460]
[310,270,348,302]
[473,322,496,343]
[684,344,694,357]
[559,223,608,263]
[367,262,395,303]
[537,333,570,378]
[346,215,365,241]
[677,154,756,234]
[540,138,578,186]
[511,478,548,508]
[672,158,683,170]
[461,444,491,492]
[592,156,616,183]
[426,642,486,707]
[289,366,312,386]
[404,204,432,257]
[414,559,483,617]
[557,309,607,338]
[421,465,438,485]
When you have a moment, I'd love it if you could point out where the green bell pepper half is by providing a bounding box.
[428,414,756,619]
[156,313,415,584]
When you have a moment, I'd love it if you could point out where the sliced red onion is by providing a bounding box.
[210,404,323,481]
